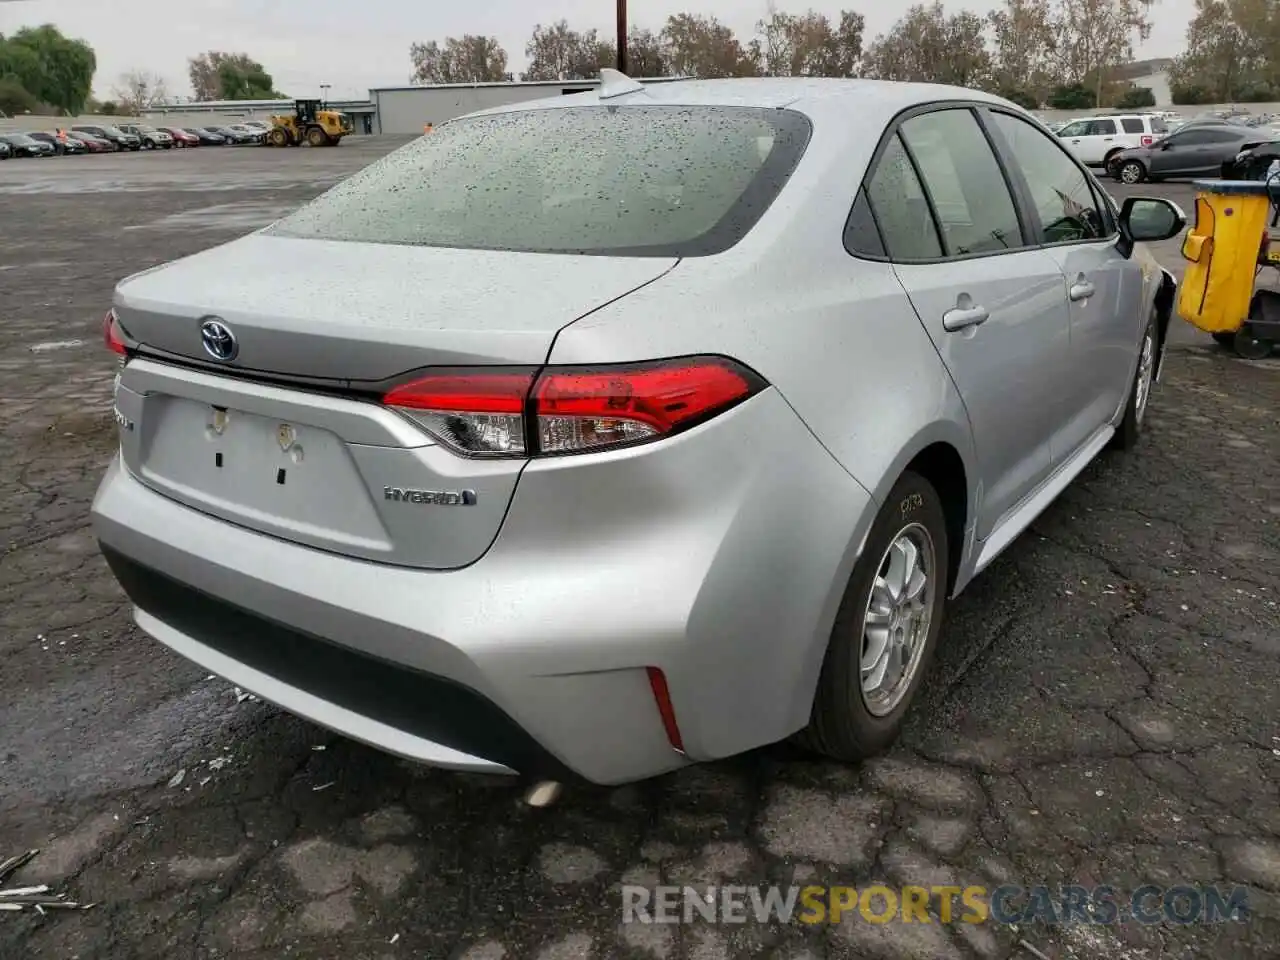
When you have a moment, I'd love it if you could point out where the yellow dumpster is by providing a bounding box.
[1177,179,1279,358]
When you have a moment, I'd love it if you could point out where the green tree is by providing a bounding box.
[0,25,95,114]
[1048,82,1097,108]
[0,75,40,115]
[1114,85,1156,107]
[189,52,284,101]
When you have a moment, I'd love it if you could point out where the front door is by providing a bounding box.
[866,107,1073,539]
[986,110,1142,458]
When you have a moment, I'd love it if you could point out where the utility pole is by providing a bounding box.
[616,0,628,74]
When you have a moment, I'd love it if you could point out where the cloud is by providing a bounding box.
[5,0,1190,100]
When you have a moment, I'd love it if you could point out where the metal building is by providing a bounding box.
[370,77,684,135]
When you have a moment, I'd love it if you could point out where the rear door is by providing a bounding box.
[867,106,1073,539]
[986,108,1142,458]
[1149,128,1217,177]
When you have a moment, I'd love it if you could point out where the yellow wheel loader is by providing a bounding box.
[266,99,353,147]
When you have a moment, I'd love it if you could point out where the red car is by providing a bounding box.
[159,127,200,147]
[74,133,116,153]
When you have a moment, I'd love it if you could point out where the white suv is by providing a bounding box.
[1055,113,1168,169]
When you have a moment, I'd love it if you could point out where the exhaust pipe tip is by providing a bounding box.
[523,781,563,808]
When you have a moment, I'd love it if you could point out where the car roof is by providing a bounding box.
[457,76,1013,127]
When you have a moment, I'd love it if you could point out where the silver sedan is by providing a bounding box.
[93,75,1185,786]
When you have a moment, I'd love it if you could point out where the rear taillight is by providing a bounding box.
[1141,135,1153,146]
[103,309,128,356]
[382,356,765,458]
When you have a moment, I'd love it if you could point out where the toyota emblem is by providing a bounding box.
[199,318,238,362]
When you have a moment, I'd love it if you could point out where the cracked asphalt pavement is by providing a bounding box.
[2,139,1279,960]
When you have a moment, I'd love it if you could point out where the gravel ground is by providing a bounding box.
[1,139,1279,960]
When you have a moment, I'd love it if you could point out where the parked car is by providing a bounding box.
[118,124,174,149]
[159,127,200,147]
[0,132,54,157]
[75,133,118,153]
[1110,124,1277,184]
[240,120,272,133]
[64,132,115,153]
[1223,140,1280,180]
[72,124,142,151]
[26,131,87,155]
[207,125,257,145]
[0,141,10,161]
[226,123,267,144]
[185,128,228,145]
[1055,113,1167,169]
[93,79,1185,787]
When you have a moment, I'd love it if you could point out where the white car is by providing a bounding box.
[1056,114,1168,168]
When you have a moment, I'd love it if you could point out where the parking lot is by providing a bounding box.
[1,139,1278,960]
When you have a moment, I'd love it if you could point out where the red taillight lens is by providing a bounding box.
[1141,135,1153,146]
[381,356,763,458]
[103,309,127,356]
[533,358,757,454]
[383,369,534,457]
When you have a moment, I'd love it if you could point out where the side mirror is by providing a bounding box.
[1120,196,1186,244]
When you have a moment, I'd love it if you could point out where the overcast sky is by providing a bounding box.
[2,0,1192,101]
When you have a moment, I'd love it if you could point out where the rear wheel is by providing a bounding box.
[267,127,290,147]
[1234,327,1274,360]
[795,471,949,762]
[306,126,329,147]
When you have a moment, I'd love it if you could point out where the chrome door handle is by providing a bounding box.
[1069,280,1096,301]
[942,305,990,332]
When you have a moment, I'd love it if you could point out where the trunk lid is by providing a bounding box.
[115,233,678,381]
[111,234,679,569]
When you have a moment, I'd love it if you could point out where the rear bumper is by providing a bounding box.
[92,388,875,785]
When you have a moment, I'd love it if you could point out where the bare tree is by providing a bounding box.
[862,3,991,87]
[988,0,1058,100]
[1168,0,1276,100]
[113,70,169,114]
[1050,0,1157,103]
[660,13,760,79]
[523,20,613,81]
[625,28,672,77]
[410,35,511,85]
[756,7,865,77]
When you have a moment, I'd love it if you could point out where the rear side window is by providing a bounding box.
[1121,118,1145,134]
[1092,119,1118,135]
[899,109,1024,256]
[862,134,941,260]
[266,105,812,257]
[1152,117,1168,133]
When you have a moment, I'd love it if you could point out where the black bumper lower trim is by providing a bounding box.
[100,546,576,782]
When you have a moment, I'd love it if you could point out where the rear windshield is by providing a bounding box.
[266,105,813,257]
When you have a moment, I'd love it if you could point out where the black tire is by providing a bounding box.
[1234,327,1274,360]
[306,126,329,147]
[1118,159,1146,185]
[1111,309,1159,451]
[1103,150,1123,178]
[795,471,949,762]
[1212,331,1236,347]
